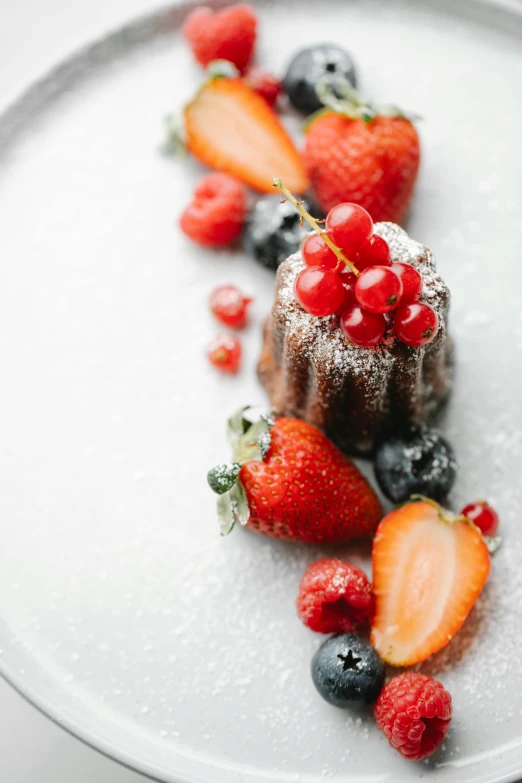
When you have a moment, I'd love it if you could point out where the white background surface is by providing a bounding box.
[0,3,156,782]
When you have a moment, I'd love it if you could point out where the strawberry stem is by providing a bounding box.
[272,178,359,275]
[207,59,240,80]
[314,81,420,125]
[162,114,186,157]
[410,495,467,525]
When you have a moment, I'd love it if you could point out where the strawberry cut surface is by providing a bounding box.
[184,78,309,194]
[371,500,490,666]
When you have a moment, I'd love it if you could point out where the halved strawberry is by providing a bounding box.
[184,78,309,194]
[371,499,490,667]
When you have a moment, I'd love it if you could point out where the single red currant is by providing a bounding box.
[354,235,391,270]
[460,501,499,537]
[210,285,253,328]
[335,267,357,314]
[394,302,439,347]
[355,266,403,314]
[339,267,357,287]
[340,305,386,347]
[207,334,242,373]
[301,233,338,270]
[392,262,423,305]
[325,203,373,256]
[336,280,357,315]
[294,267,345,317]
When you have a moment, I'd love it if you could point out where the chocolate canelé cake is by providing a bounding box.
[258,222,453,456]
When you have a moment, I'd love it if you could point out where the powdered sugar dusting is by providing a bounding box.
[274,222,449,392]
[264,223,453,452]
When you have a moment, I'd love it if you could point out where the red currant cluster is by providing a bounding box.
[291,200,439,349]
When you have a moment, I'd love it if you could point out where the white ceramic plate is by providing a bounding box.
[0,0,521,781]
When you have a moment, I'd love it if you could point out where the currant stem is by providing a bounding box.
[272,179,359,275]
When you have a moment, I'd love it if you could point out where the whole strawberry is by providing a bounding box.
[304,85,420,223]
[207,408,382,542]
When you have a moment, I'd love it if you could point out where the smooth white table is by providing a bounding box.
[0,2,160,779]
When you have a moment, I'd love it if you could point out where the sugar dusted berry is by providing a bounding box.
[294,266,345,317]
[244,65,281,106]
[244,195,312,271]
[374,423,457,504]
[210,285,252,328]
[312,633,385,708]
[297,558,372,634]
[394,301,439,346]
[392,262,423,304]
[325,203,373,257]
[180,173,247,247]
[283,43,357,115]
[341,305,386,347]
[461,501,499,537]
[301,233,338,269]
[354,234,391,270]
[374,672,452,760]
[355,266,403,314]
[207,334,242,373]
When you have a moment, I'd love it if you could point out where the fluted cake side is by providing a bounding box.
[258,222,454,456]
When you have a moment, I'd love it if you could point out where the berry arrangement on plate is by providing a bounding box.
[163,1,502,765]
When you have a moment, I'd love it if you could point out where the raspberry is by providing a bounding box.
[374,672,452,761]
[183,4,257,72]
[296,558,372,634]
[180,173,247,247]
[243,66,281,106]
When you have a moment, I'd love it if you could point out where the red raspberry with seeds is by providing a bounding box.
[182,4,257,72]
[244,66,281,106]
[210,285,252,328]
[207,334,242,373]
[180,173,247,247]
[296,558,372,634]
[374,672,452,761]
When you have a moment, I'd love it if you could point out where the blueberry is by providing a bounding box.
[311,633,385,708]
[244,195,312,271]
[374,423,457,504]
[283,44,357,115]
